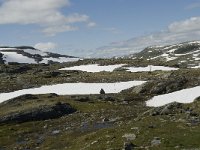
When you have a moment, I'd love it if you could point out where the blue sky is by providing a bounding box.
[0,0,200,57]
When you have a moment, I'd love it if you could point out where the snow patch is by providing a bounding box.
[188,41,200,44]
[1,51,37,64]
[41,57,79,64]
[59,64,125,72]
[0,81,146,103]
[0,48,17,51]
[190,64,200,68]
[146,86,200,107]
[160,53,177,61]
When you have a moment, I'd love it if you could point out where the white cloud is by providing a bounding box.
[168,17,200,33]
[42,25,78,36]
[87,22,97,27]
[65,13,90,24]
[0,0,95,36]
[34,42,57,51]
[91,16,200,57]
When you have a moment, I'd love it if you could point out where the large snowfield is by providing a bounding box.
[146,86,200,107]
[0,81,146,103]
[59,64,179,73]
[59,64,125,72]
[1,51,37,64]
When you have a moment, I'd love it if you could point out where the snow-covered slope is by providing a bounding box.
[129,41,200,68]
[0,46,79,64]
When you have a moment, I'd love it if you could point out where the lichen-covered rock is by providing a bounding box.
[150,102,183,116]
[0,102,76,123]
[150,77,187,94]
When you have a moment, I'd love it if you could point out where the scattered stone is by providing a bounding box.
[124,142,137,150]
[148,125,156,129]
[43,124,48,129]
[122,133,136,141]
[151,137,161,146]
[102,118,109,122]
[122,101,129,105]
[100,88,106,94]
[104,96,115,101]
[36,136,44,145]
[91,141,98,145]
[160,106,171,115]
[174,145,180,149]
[151,102,183,116]
[65,127,71,130]
[52,130,60,135]
[187,117,200,126]
[132,83,147,94]
[131,127,140,134]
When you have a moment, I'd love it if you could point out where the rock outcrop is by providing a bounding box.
[0,102,76,123]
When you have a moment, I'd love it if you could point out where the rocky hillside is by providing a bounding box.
[0,60,199,149]
[0,42,200,149]
[0,46,79,64]
[129,41,200,68]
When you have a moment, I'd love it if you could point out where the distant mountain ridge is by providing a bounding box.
[128,41,200,68]
[0,41,200,68]
[90,38,200,58]
[0,46,79,64]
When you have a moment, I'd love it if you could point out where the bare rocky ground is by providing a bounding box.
[0,58,200,150]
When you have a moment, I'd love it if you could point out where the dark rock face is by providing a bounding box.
[0,102,76,123]
[151,102,183,116]
[100,88,106,94]
[0,53,4,64]
[33,54,43,63]
[150,77,187,94]
[136,77,188,95]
